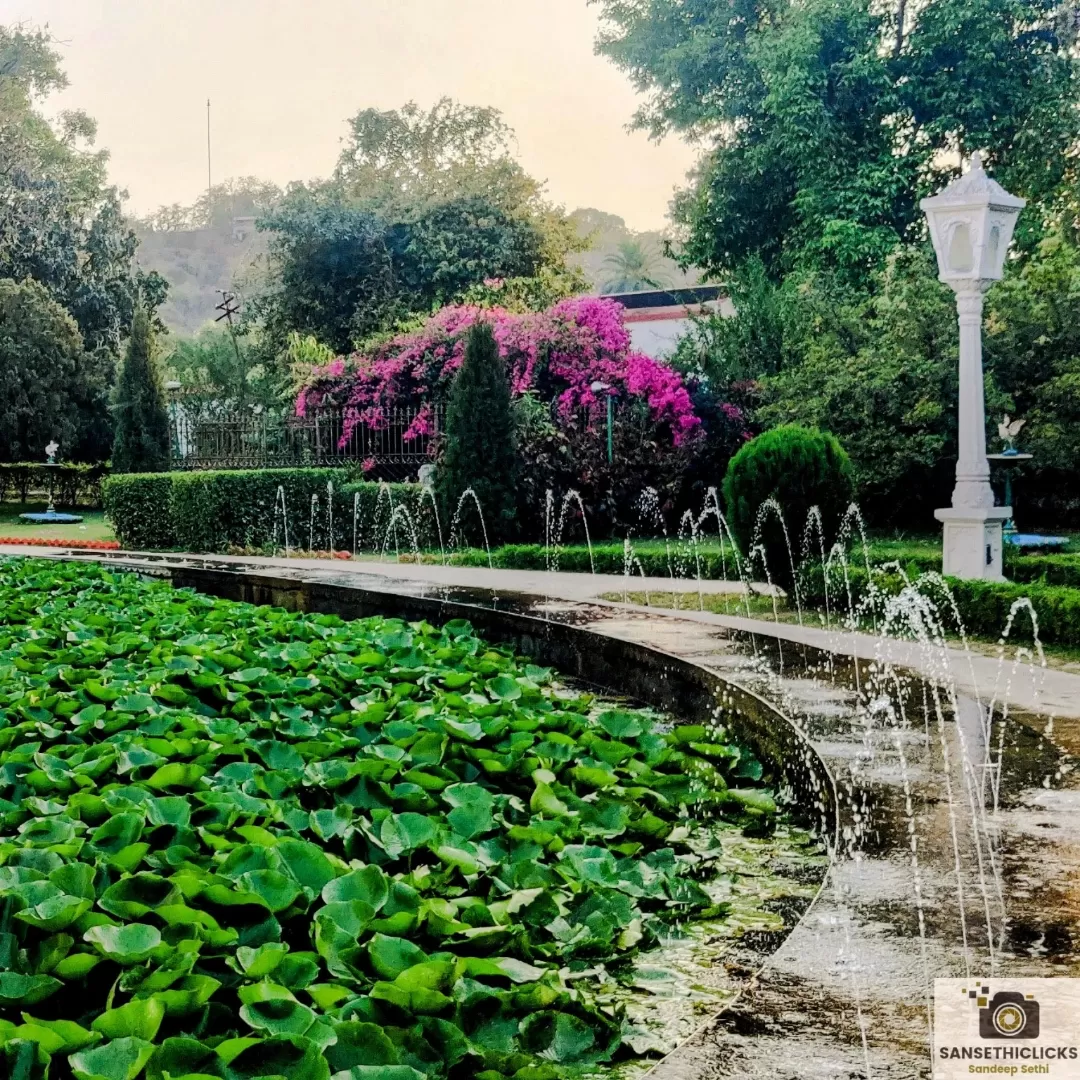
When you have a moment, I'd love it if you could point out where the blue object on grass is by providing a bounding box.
[18,512,84,524]
[1006,533,1067,550]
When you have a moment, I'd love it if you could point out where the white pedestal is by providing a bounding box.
[934,506,1011,580]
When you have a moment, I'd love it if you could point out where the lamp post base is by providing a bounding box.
[934,506,1011,580]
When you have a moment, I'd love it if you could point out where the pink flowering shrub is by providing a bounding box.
[297,296,702,448]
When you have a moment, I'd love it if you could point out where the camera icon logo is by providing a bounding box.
[964,985,1041,1039]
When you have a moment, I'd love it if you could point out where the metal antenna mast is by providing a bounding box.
[206,98,212,201]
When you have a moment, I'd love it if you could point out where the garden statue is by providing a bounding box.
[45,440,58,464]
[997,414,1025,454]
[418,463,436,488]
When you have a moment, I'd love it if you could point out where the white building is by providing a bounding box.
[603,286,733,360]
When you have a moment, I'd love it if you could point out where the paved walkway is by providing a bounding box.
[4,545,1078,719]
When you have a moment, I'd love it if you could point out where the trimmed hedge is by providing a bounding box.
[446,541,742,579]
[802,562,1080,648]
[103,469,426,554]
[1008,552,1080,589]
[0,462,108,506]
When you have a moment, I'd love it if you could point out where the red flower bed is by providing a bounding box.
[0,537,120,550]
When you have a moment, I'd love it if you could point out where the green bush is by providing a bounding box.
[101,473,175,549]
[103,469,426,553]
[112,307,171,474]
[802,561,1080,648]
[0,462,108,507]
[437,322,518,544]
[1008,552,1080,589]
[723,425,854,589]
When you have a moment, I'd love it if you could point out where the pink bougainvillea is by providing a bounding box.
[297,297,703,448]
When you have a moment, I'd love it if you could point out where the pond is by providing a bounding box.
[0,559,826,1080]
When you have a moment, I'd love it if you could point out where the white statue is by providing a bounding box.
[997,415,1025,453]
[45,441,59,464]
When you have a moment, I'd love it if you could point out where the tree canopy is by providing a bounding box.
[0,25,166,352]
[251,100,586,357]
[594,0,1080,282]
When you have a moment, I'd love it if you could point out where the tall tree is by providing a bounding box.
[601,239,672,293]
[0,277,87,461]
[112,307,170,473]
[593,0,1079,282]
[437,322,518,543]
[0,25,167,351]
[251,100,585,356]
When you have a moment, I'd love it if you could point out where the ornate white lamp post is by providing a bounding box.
[921,153,1025,580]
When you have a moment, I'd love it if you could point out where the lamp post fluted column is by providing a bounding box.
[951,284,995,510]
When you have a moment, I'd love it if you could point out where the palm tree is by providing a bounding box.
[600,239,673,294]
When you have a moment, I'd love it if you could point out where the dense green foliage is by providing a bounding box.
[723,427,854,585]
[0,27,166,357]
[0,463,108,508]
[251,100,585,359]
[112,309,170,475]
[595,0,1078,282]
[0,279,108,464]
[597,0,1080,525]
[801,560,1080,648]
[102,470,424,553]
[165,327,280,417]
[437,325,518,544]
[0,558,790,1079]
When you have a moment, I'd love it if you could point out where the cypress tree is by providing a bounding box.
[437,322,517,543]
[112,307,171,473]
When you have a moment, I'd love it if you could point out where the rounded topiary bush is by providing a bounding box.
[722,425,854,590]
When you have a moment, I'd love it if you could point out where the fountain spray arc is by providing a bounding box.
[921,153,1024,580]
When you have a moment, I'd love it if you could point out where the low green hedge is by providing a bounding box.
[0,461,108,506]
[103,469,426,553]
[801,562,1080,648]
[1008,552,1080,589]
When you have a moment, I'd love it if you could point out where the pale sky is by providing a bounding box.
[0,0,700,232]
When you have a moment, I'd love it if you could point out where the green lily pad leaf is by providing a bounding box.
[18,1015,99,1053]
[146,763,206,790]
[91,997,165,1042]
[90,813,145,855]
[239,998,316,1036]
[324,1022,399,1071]
[330,1069,425,1080]
[13,893,92,932]
[233,942,289,978]
[487,675,521,701]
[276,840,338,896]
[518,1011,603,1064]
[84,923,162,964]
[726,787,777,814]
[53,952,102,979]
[236,871,302,913]
[367,935,427,980]
[217,1033,330,1080]
[69,1036,156,1080]
[596,710,644,739]
[379,813,434,857]
[115,694,157,714]
[99,874,179,919]
[144,1037,216,1079]
[0,972,62,1005]
[321,866,388,910]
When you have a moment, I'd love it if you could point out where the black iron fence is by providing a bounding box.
[168,404,442,476]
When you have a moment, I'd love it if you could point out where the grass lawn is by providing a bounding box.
[0,503,114,543]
